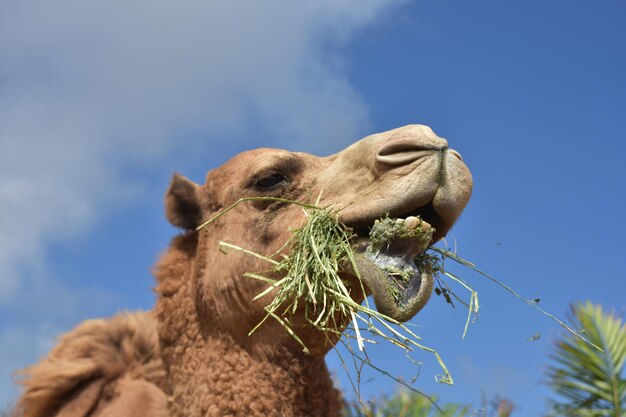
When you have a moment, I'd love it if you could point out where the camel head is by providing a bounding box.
[164,124,472,356]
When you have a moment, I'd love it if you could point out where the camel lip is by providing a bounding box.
[348,234,434,321]
[364,250,430,308]
[348,217,434,315]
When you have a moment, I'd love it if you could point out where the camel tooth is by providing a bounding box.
[404,216,420,229]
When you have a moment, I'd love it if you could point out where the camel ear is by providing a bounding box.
[165,173,203,230]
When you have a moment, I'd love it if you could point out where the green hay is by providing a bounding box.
[243,206,362,349]
[201,198,452,385]
[198,195,599,397]
[219,207,451,376]
[368,216,433,248]
[430,246,601,351]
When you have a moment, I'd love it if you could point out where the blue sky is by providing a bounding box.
[1,0,625,415]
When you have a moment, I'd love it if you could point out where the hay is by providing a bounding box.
[431,246,600,350]
[198,196,598,396]
[200,198,452,385]
[238,205,363,351]
[218,206,449,373]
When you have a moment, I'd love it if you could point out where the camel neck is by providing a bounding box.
[162,329,342,417]
[153,234,342,417]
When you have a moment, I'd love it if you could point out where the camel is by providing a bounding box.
[14,124,473,417]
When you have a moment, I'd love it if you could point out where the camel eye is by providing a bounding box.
[254,173,288,190]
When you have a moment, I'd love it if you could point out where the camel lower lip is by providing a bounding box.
[350,216,435,321]
[362,249,427,307]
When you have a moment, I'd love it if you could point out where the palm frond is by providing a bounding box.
[343,391,517,417]
[343,391,470,417]
[547,302,626,417]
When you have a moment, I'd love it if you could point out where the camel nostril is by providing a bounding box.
[376,148,441,167]
[376,129,448,167]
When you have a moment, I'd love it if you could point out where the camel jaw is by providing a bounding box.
[350,216,435,322]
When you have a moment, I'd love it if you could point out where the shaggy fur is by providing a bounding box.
[15,312,166,417]
[13,125,473,417]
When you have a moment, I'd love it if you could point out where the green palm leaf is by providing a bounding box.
[343,391,517,417]
[547,302,626,417]
[343,391,470,417]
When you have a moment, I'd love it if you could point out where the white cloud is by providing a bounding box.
[0,0,405,298]
[0,0,405,407]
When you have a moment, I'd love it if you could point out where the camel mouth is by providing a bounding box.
[400,203,446,242]
[350,201,448,244]
[350,215,435,322]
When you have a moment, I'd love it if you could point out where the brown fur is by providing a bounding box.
[153,233,342,417]
[14,125,473,417]
[15,312,166,417]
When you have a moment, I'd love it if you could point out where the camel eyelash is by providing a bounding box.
[253,172,289,189]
